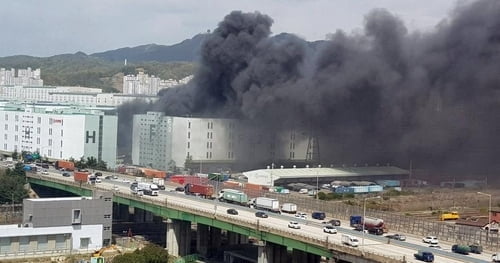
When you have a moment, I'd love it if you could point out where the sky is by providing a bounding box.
[0,0,469,57]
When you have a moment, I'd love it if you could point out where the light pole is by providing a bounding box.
[478,191,492,241]
[362,196,381,247]
[316,165,321,200]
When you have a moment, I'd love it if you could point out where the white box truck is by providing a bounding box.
[341,234,359,247]
[281,203,297,214]
[137,182,159,196]
[250,197,280,213]
[152,178,165,190]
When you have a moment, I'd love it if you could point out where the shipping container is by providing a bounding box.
[281,203,297,214]
[375,180,401,187]
[74,171,90,182]
[368,185,384,192]
[219,189,248,205]
[250,197,280,213]
[184,184,214,198]
[140,168,166,178]
[55,160,75,171]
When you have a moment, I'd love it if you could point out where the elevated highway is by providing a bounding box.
[27,172,489,263]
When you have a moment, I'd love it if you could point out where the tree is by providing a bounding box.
[96,160,107,171]
[12,149,18,160]
[75,157,87,169]
[112,244,169,263]
[86,156,98,168]
[0,162,28,203]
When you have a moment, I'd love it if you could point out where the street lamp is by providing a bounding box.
[478,191,492,240]
[362,196,381,247]
[316,165,321,200]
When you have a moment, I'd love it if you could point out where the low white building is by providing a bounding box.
[131,112,313,171]
[0,102,118,168]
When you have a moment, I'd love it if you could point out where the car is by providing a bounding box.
[295,212,307,219]
[112,175,118,179]
[322,219,341,226]
[41,170,48,175]
[175,187,185,192]
[104,175,112,180]
[255,211,268,218]
[385,234,406,241]
[422,236,439,245]
[227,208,238,215]
[62,172,71,177]
[122,179,131,184]
[288,221,301,229]
[323,225,338,234]
[94,172,102,177]
[95,177,102,183]
[41,164,49,169]
[312,211,326,220]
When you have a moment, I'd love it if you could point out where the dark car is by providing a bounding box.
[312,211,326,220]
[94,172,102,177]
[469,243,482,254]
[175,187,185,192]
[227,209,238,215]
[104,175,112,180]
[41,164,49,169]
[62,172,71,177]
[255,211,268,218]
[322,219,341,226]
[386,234,406,241]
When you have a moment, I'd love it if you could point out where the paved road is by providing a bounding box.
[31,168,491,263]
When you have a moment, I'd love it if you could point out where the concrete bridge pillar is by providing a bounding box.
[292,249,320,263]
[166,219,191,257]
[114,204,129,221]
[227,231,248,245]
[134,207,145,223]
[209,226,222,248]
[144,210,154,222]
[196,223,209,256]
[257,241,289,263]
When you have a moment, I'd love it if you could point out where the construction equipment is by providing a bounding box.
[92,244,120,257]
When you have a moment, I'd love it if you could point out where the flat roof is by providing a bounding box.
[27,197,92,202]
[243,166,409,179]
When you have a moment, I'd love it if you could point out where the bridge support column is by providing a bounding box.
[209,226,222,248]
[166,219,191,257]
[115,204,129,221]
[196,224,209,256]
[292,249,319,263]
[144,210,153,222]
[257,241,289,263]
[134,208,145,223]
[227,231,247,245]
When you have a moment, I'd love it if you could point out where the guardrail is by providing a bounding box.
[28,174,406,263]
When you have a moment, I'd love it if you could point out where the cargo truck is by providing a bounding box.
[218,189,248,205]
[152,178,165,190]
[439,211,459,221]
[74,171,91,183]
[249,197,280,213]
[350,215,387,233]
[131,182,159,196]
[281,203,297,214]
[55,160,75,171]
[184,184,214,198]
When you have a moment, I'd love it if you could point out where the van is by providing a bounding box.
[341,234,359,247]
[312,211,326,220]
[298,189,308,194]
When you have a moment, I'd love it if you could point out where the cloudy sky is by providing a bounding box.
[0,0,469,57]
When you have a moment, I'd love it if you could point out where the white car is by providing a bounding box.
[323,225,338,234]
[95,177,102,183]
[422,236,439,244]
[295,212,307,219]
[288,221,301,229]
[41,170,49,175]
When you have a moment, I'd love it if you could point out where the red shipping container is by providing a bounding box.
[185,184,214,197]
[74,171,89,182]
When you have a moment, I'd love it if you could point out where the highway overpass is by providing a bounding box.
[26,172,490,263]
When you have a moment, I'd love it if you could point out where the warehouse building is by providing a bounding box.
[0,102,118,168]
[243,165,410,187]
[131,112,314,171]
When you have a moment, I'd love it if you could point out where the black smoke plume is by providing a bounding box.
[122,1,500,174]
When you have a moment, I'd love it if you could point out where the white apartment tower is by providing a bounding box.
[0,68,43,86]
[0,102,118,168]
[123,72,192,95]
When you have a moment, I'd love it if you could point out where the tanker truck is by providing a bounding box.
[350,215,387,233]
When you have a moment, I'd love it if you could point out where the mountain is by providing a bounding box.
[91,33,208,63]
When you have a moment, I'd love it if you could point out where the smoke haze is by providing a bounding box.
[123,0,500,173]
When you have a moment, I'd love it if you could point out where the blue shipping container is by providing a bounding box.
[368,185,384,192]
[375,180,401,187]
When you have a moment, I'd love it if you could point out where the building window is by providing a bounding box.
[55,235,66,249]
[80,238,90,249]
[15,115,18,121]
[4,124,7,130]
[104,226,111,231]
[210,152,212,159]
[210,142,212,149]
[4,114,7,121]
[187,132,190,139]
[206,152,209,158]
[72,209,81,224]
[0,237,10,253]
[187,142,190,149]
[37,138,40,144]
[37,117,41,124]
[14,135,18,142]
[37,235,48,251]
[15,125,18,132]
[210,132,213,139]
[61,130,63,136]
[104,214,111,219]
[19,236,29,251]
[37,127,40,134]
[207,142,209,149]
[207,132,209,139]
[4,134,7,140]
[60,141,63,147]
[207,122,210,129]
[188,122,191,129]
[49,128,52,135]
[104,197,112,201]
[48,139,52,146]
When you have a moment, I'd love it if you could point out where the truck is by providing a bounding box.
[54,160,75,171]
[350,215,387,233]
[184,184,214,198]
[493,253,500,262]
[152,178,165,190]
[281,203,297,214]
[218,189,248,205]
[249,197,280,213]
[451,244,470,255]
[341,234,359,247]
[439,211,459,221]
[133,182,159,196]
[74,171,91,183]
[414,250,434,262]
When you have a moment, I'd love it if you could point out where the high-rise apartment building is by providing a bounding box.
[0,68,43,86]
[123,72,192,95]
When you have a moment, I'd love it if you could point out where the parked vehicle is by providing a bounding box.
[281,203,297,214]
[385,234,406,241]
[184,184,214,198]
[288,221,301,229]
[250,197,280,213]
[153,178,166,190]
[414,250,434,262]
[226,208,238,215]
[468,243,482,254]
[341,234,359,247]
[312,211,326,220]
[439,211,459,221]
[255,211,268,218]
[323,225,337,234]
[218,189,248,205]
[422,236,439,245]
[54,160,74,171]
[451,244,470,255]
